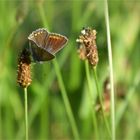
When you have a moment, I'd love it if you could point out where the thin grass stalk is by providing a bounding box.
[104,0,115,140]
[53,60,80,140]
[85,61,99,140]
[37,4,80,140]
[38,4,48,28]
[40,98,49,139]
[24,88,28,140]
[0,109,2,138]
[93,67,111,137]
[116,72,140,127]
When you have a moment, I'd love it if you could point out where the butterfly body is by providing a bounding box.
[28,28,68,62]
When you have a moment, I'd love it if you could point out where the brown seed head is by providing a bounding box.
[17,48,32,88]
[77,44,87,60]
[76,27,99,67]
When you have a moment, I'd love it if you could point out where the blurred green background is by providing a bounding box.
[0,0,140,140]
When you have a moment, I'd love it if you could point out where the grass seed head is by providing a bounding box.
[76,27,99,67]
[17,48,32,88]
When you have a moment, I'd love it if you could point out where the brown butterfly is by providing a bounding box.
[28,28,68,62]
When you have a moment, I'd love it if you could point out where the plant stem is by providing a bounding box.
[104,0,115,140]
[93,67,111,137]
[38,4,49,28]
[37,3,80,140]
[24,88,28,140]
[85,61,99,140]
[116,72,140,127]
[53,60,80,140]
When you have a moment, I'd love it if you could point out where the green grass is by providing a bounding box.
[24,88,28,140]
[0,0,140,140]
[104,0,115,139]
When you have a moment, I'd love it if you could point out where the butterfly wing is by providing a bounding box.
[28,28,68,62]
[28,28,49,48]
[28,28,55,62]
[29,42,55,62]
[44,33,68,55]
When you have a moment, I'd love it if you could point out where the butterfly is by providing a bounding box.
[28,28,68,62]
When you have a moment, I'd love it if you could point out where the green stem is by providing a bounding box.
[104,0,115,140]
[24,88,28,140]
[37,2,80,139]
[93,67,111,137]
[38,4,49,28]
[53,60,80,140]
[85,61,99,140]
[116,72,140,127]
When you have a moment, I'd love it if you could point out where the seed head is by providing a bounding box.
[17,48,32,88]
[76,27,99,67]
